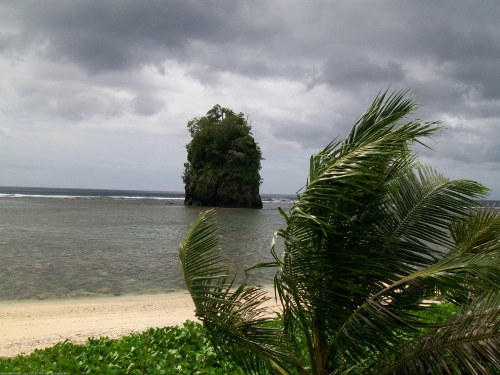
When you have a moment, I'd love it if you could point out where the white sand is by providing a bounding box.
[0,293,197,358]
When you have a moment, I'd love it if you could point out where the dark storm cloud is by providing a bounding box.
[446,60,500,100]
[1,0,500,196]
[409,22,500,101]
[8,1,279,74]
[438,124,500,164]
[386,3,500,103]
[316,58,406,90]
[6,1,500,98]
[269,118,336,149]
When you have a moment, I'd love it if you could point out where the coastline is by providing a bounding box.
[0,292,197,358]
[0,191,291,358]
[0,288,279,358]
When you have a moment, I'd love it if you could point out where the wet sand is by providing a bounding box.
[0,293,197,358]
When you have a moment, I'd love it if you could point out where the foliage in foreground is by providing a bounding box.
[0,321,243,374]
[0,305,459,374]
[179,89,500,374]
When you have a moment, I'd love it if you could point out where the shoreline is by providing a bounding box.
[0,292,197,358]
[0,288,278,358]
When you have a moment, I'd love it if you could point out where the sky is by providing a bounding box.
[0,1,499,198]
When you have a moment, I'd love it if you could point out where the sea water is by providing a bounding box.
[1,187,498,302]
[0,187,295,301]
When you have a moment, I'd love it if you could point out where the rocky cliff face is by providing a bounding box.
[184,180,262,208]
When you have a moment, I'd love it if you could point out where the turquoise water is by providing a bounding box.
[0,194,291,301]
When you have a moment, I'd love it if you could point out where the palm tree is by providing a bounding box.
[178,89,500,374]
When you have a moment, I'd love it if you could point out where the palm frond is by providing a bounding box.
[328,216,500,371]
[271,89,445,373]
[368,291,500,375]
[384,166,487,250]
[179,210,301,375]
[272,88,497,374]
[451,209,500,255]
[179,88,500,375]
[297,89,441,222]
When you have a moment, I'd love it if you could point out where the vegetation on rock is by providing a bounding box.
[179,89,500,374]
[183,104,263,208]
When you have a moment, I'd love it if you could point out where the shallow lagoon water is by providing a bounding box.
[2,187,496,302]
[0,194,292,301]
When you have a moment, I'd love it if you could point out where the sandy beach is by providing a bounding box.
[0,293,197,358]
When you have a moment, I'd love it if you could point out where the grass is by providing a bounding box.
[0,303,459,374]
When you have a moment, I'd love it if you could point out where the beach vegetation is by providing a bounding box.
[179,89,500,374]
[0,305,459,374]
[0,321,243,374]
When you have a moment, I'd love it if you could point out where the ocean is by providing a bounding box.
[0,187,296,301]
[1,187,498,302]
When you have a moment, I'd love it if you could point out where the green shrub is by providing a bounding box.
[0,321,243,374]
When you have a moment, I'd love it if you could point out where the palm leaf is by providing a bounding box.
[179,210,301,375]
[272,89,498,374]
[368,291,500,375]
[270,89,445,373]
[451,209,500,255]
[329,206,500,371]
[180,88,500,375]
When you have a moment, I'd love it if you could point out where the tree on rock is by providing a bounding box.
[183,104,263,208]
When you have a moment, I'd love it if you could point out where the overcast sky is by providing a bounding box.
[1,1,499,198]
